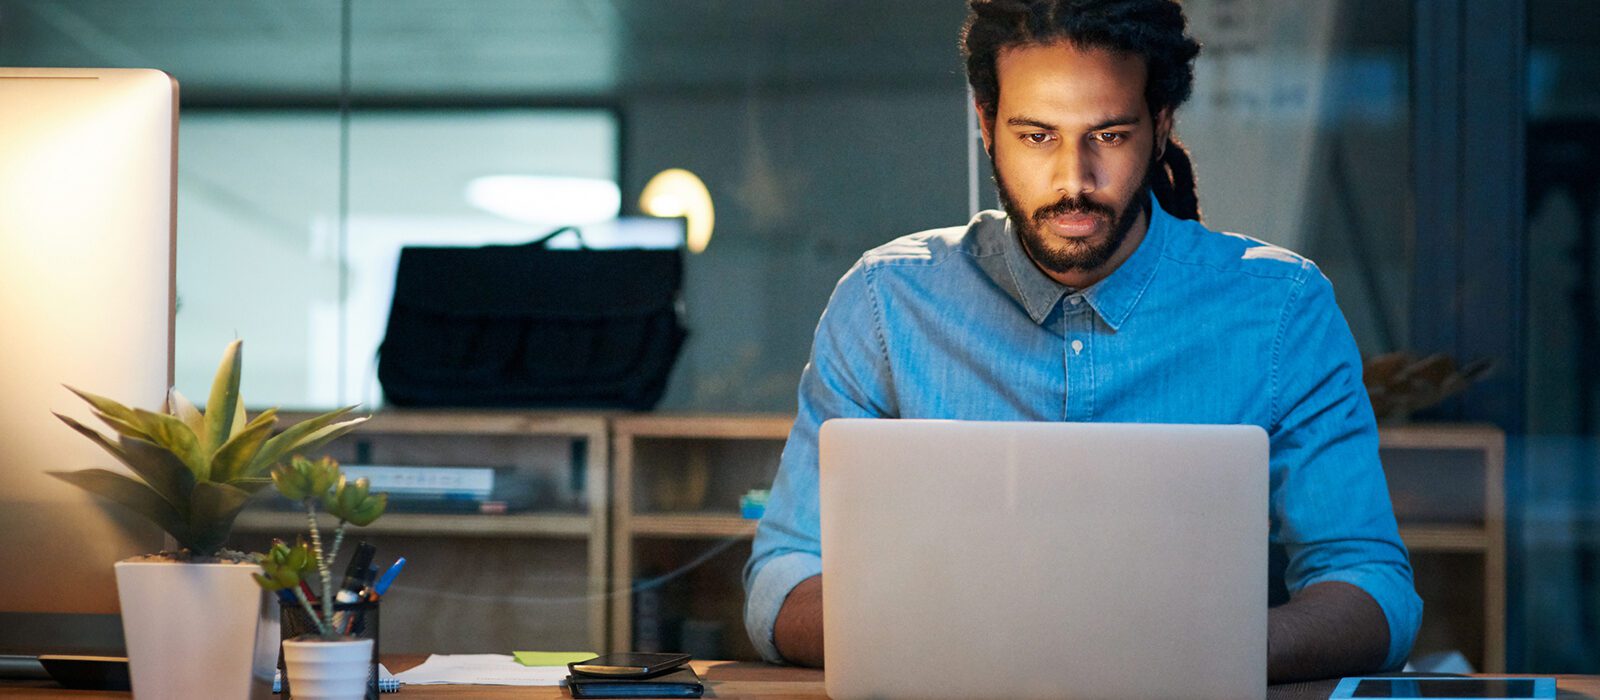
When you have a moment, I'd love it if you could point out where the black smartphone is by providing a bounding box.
[568,652,691,678]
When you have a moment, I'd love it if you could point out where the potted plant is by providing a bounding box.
[255,454,388,700]
[49,339,368,699]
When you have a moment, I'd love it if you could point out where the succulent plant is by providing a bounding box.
[260,455,389,639]
[1363,352,1495,423]
[271,454,340,502]
[327,473,386,527]
[48,340,369,559]
[254,538,318,592]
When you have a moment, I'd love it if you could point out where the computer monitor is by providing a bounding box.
[0,68,177,652]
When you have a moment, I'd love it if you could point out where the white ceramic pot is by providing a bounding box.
[281,636,375,700]
[114,558,278,699]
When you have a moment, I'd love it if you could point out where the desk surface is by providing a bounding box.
[2,657,1599,699]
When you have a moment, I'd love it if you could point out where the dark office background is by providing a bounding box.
[2,0,1598,672]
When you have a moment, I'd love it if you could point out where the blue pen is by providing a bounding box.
[373,557,406,598]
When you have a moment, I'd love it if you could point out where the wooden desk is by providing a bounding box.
[3,657,1599,698]
[382,657,829,698]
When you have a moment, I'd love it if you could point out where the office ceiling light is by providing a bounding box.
[640,168,714,253]
[465,174,620,225]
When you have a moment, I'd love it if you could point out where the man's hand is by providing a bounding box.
[1268,581,1391,683]
[773,574,825,667]
[775,574,1387,677]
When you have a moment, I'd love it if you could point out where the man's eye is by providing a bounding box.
[1021,133,1054,145]
[1093,132,1126,145]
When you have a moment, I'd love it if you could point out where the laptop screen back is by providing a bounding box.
[819,419,1268,700]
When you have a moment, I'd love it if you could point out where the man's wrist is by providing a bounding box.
[1267,581,1390,683]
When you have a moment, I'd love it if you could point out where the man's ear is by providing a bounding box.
[974,99,995,156]
[1153,107,1174,158]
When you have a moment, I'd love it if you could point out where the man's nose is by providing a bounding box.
[1050,142,1097,196]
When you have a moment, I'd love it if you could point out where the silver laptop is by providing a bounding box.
[819,419,1268,700]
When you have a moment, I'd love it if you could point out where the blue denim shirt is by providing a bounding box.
[743,196,1422,669]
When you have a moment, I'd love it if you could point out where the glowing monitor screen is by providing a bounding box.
[0,67,177,625]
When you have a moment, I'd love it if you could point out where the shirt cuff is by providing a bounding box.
[1301,568,1423,671]
[744,551,824,665]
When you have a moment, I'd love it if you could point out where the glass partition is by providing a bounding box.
[175,109,619,408]
[1522,0,1600,672]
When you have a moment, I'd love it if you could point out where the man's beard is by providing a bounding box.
[993,153,1154,277]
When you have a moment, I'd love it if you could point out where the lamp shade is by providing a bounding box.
[640,168,714,253]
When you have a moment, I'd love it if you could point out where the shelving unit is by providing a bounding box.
[234,409,611,655]
[609,414,792,658]
[230,410,1503,670]
[600,419,1506,669]
[234,511,594,538]
[1379,424,1505,672]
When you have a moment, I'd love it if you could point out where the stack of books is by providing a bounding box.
[265,465,544,514]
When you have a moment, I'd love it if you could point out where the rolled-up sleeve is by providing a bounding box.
[1269,264,1423,671]
[743,260,895,664]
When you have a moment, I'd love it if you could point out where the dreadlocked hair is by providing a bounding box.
[961,0,1204,221]
[1153,136,1201,221]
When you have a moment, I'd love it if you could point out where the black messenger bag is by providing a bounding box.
[377,228,687,410]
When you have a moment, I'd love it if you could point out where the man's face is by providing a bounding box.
[979,42,1170,284]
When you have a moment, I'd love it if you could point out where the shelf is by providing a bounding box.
[1400,525,1493,552]
[631,513,759,538]
[276,409,611,437]
[1379,424,1504,451]
[235,510,594,538]
[246,408,614,656]
[612,414,793,440]
[611,414,791,656]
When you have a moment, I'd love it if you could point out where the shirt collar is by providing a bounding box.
[1081,194,1170,331]
[998,215,1072,325]
[993,192,1171,330]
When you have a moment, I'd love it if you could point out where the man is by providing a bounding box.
[743,0,1421,684]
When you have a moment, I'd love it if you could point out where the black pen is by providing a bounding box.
[335,542,377,605]
[332,543,376,636]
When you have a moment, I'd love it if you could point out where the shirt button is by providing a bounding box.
[1068,296,1082,306]
[1071,339,1084,354]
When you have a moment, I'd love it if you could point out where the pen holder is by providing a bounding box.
[278,600,380,700]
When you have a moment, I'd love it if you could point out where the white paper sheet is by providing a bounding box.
[392,653,568,686]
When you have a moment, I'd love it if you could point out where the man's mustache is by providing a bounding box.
[1032,195,1114,223]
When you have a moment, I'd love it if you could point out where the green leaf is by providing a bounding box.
[185,481,251,556]
[345,493,387,527]
[168,389,205,437]
[65,386,140,426]
[283,417,369,459]
[254,539,318,592]
[118,435,199,511]
[221,409,279,480]
[210,408,277,484]
[285,538,316,574]
[270,464,307,501]
[90,410,149,441]
[229,391,249,441]
[228,476,274,494]
[57,411,196,513]
[48,469,189,542]
[202,340,243,455]
[249,406,358,475]
[54,412,126,461]
[328,476,386,526]
[133,409,210,482]
[65,387,150,440]
[254,540,313,591]
[269,455,339,502]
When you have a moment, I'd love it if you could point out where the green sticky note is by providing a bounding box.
[514,651,597,667]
